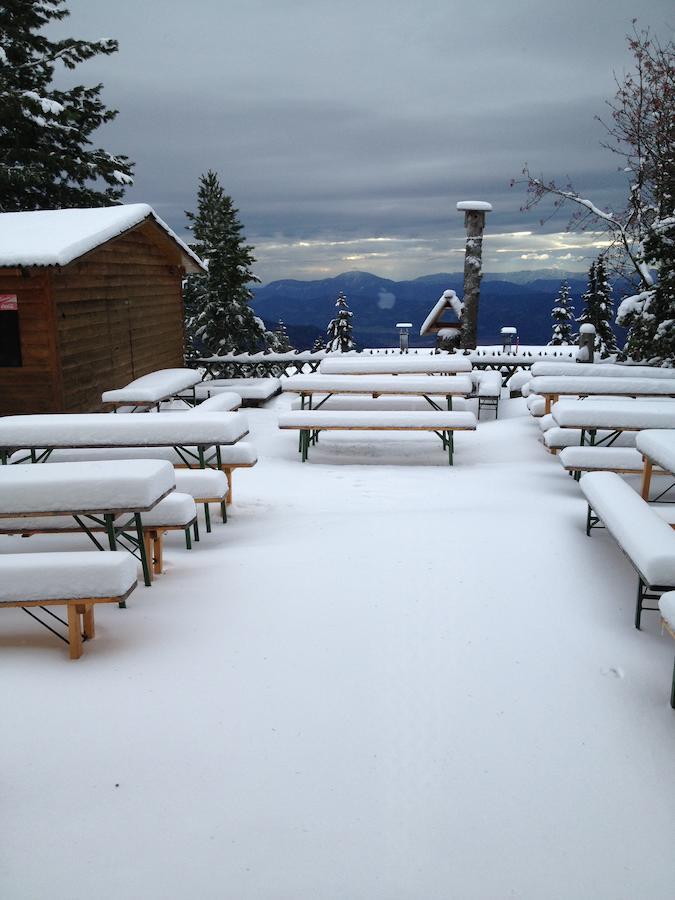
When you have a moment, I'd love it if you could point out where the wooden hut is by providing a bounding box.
[0,204,205,415]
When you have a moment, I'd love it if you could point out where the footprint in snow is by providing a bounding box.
[601,666,624,679]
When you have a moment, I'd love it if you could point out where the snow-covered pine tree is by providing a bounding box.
[271,320,292,352]
[630,219,675,364]
[326,291,356,352]
[548,279,575,345]
[576,258,618,357]
[184,171,270,355]
[311,336,325,352]
[0,0,134,211]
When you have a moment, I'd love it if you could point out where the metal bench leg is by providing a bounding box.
[670,655,675,709]
[447,431,454,465]
[193,519,200,542]
[635,580,644,630]
[221,500,227,523]
[185,527,192,550]
[204,502,212,533]
[135,513,152,587]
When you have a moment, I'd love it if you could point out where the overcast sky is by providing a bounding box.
[52,0,672,283]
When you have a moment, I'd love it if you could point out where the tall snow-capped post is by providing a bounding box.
[457,201,492,349]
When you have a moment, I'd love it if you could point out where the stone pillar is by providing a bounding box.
[457,200,492,350]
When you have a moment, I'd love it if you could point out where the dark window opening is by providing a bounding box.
[0,295,22,367]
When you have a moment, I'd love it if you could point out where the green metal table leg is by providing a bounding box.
[185,527,192,550]
[105,514,117,551]
[448,431,454,465]
[204,502,211,533]
[135,513,152,587]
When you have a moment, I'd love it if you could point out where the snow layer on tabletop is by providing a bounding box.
[0,412,248,447]
[552,400,675,430]
[319,355,472,375]
[0,459,175,515]
[531,376,675,396]
[531,361,675,381]
[0,551,136,602]
[102,369,202,403]
[282,375,473,395]
[189,392,241,412]
[635,430,675,472]
[538,414,555,433]
[194,378,281,401]
[579,472,675,584]
[527,396,546,417]
[0,204,202,269]
[278,410,477,429]
[658,592,675,627]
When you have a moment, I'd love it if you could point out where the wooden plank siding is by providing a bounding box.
[0,269,60,414]
[52,224,185,412]
[0,221,186,415]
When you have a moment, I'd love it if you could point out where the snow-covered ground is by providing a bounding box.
[1,396,674,900]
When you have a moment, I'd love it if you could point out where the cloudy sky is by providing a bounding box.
[53,0,672,283]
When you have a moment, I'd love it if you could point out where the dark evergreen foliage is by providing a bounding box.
[326,291,355,352]
[0,0,133,211]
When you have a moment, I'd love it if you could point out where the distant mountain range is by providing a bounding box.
[252,269,630,349]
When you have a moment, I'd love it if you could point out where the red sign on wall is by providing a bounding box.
[0,294,18,311]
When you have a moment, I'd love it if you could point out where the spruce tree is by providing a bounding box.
[312,336,325,352]
[638,220,675,364]
[271,319,292,352]
[0,0,133,211]
[326,291,356,352]
[577,259,618,358]
[184,171,270,355]
[548,280,575,345]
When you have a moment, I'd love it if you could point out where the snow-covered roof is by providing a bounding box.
[0,203,205,272]
[419,289,464,336]
[456,200,493,212]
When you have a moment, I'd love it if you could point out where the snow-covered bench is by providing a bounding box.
[531,376,675,414]
[579,472,675,628]
[470,371,502,418]
[186,392,241,412]
[278,410,477,464]
[102,368,202,411]
[559,446,647,476]
[0,493,198,582]
[544,427,636,454]
[657,592,675,708]
[0,552,137,659]
[193,378,281,407]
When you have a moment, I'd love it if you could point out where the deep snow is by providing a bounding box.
[0,396,673,900]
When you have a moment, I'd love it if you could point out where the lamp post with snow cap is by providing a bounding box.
[501,326,517,353]
[577,323,596,363]
[396,322,412,353]
[457,200,492,351]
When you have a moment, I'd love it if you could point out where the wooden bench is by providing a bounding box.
[0,552,137,659]
[278,410,477,464]
[0,493,198,583]
[559,446,647,476]
[657,592,675,708]
[579,472,675,629]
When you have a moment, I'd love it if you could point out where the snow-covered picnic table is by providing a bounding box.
[319,356,472,375]
[635,430,675,501]
[0,459,176,586]
[0,412,249,469]
[101,368,202,410]
[530,361,675,380]
[531,375,675,413]
[193,377,282,406]
[282,374,472,408]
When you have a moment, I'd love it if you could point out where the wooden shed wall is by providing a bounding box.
[52,225,185,412]
[0,269,60,415]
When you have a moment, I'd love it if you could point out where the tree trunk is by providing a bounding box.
[459,210,486,349]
